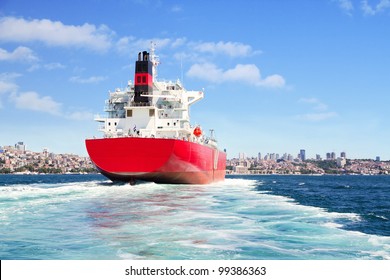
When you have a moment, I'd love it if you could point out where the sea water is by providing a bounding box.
[0,174,389,260]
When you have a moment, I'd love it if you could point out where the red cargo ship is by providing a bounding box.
[85,44,226,184]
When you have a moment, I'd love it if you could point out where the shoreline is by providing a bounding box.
[227,173,390,176]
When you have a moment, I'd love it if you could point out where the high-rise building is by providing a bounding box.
[341,152,346,158]
[15,142,25,152]
[300,149,306,161]
[331,152,336,160]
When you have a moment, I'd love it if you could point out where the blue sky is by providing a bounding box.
[1,0,390,160]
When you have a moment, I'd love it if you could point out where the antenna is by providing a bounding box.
[209,129,215,140]
[181,54,184,86]
[150,41,160,82]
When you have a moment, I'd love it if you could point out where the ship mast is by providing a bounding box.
[150,42,160,82]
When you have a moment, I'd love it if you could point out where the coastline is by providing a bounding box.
[227,173,389,176]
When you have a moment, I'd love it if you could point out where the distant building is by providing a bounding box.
[376,156,381,162]
[234,165,248,174]
[300,149,306,161]
[341,152,346,158]
[316,154,321,161]
[15,142,25,152]
[337,157,346,168]
[43,148,49,158]
[331,152,336,160]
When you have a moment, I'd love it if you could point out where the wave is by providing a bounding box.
[0,177,389,259]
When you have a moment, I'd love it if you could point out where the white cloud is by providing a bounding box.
[299,97,328,111]
[171,37,187,48]
[1,73,95,119]
[28,62,66,72]
[187,63,223,83]
[0,73,20,95]
[65,111,94,121]
[9,91,62,115]
[361,0,390,15]
[257,75,286,88]
[0,46,38,62]
[116,38,259,60]
[335,0,354,14]
[191,41,260,57]
[0,74,20,108]
[44,62,66,70]
[116,36,172,55]
[0,80,18,95]
[296,97,337,121]
[69,75,107,84]
[187,63,285,88]
[0,16,113,52]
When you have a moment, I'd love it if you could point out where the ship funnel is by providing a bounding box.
[134,50,153,104]
[143,51,149,61]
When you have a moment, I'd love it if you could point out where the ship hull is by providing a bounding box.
[85,137,226,184]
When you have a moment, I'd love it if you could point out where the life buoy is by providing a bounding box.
[193,126,202,137]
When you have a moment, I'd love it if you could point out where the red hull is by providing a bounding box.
[85,137,226,184]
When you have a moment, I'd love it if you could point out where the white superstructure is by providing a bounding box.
[95,44,216,146]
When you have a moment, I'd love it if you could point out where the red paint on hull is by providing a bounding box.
[85,137,226,184]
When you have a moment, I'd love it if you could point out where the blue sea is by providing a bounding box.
[0,174,389,260]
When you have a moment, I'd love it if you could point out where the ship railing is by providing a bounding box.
[156,103,183,110]
[104,105,115,111]
[129,101,152,107]
[100,131,208,145]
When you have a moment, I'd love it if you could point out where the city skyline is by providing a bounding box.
[2,140,388,177]
[1,1,390,160]
[237,149,385,161]
[0,141,94,174]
